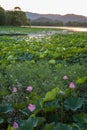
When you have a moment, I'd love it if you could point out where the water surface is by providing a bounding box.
[31,26,87,32]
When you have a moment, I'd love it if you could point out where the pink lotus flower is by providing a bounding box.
[28,104,36,112]
[69,82,75,89]
[12,87,17,93]
[26,86,33,92]
[63,75,68,80]
[13,121,19,129]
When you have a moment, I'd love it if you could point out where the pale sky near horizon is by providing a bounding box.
[0,0,87,16]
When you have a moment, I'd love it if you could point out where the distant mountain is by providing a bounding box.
[26,12,87,23]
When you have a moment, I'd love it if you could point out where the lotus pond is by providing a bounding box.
[0,26,87,130]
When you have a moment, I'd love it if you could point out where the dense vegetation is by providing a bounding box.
[0,26,59,35]
[0,27,87,130]
[31,19,87,27]
[0,6,29,26]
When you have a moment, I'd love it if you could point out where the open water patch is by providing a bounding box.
[0,33,28,36]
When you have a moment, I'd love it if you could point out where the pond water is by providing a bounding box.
[57,27,87,32]
[31,26,87,32]
[28,26,87,38]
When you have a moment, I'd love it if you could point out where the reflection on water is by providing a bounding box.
[31,26,87,32]
[58,27,87,32]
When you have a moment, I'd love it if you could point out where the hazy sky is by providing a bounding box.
[0,0,87,16]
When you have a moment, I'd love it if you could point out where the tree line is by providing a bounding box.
[0,6,29,26]
[31,20,87,27]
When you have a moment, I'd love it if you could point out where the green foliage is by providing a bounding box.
[73,113,87,125]
[0,104,13,113]
[5,83,86,129]
[43,87,59,102]
[0,6,29,26]
[64,97,83,111]
[53,123,72,130]
[18,117,38,130]
[0,118,4,124]
[0,26,59,34]
[0,6,6,25]
[43,123,55,130]
[76,76,87,84]
[0,32,87,65]
[11,11,29,26]
[0,64,87,129]
[0,28,87,129]
[7,126,14,130]
[0,61,86,104]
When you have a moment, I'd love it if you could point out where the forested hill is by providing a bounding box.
[26,12,87,23]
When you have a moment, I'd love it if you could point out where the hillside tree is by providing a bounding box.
[11,7,29,26]
[0,6,6,25]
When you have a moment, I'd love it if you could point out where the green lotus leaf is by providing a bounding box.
[73,113,87,124]
[0,104,14,113]
[64,97,83,111]
[0,118,4,124]
[44,122,55,130]
[18,117,38,130]
[53,123,72,130]
[43,87,60,102]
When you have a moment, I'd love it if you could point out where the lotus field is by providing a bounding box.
[0,26,87,130]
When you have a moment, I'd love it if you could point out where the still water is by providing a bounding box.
[31,26,87,32]
[57,27,87,32]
